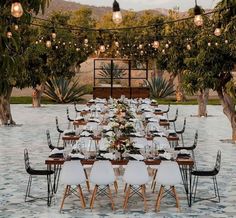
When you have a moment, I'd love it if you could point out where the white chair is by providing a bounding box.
[60,160,86,212]
[123,161,149,211]
[155,161,182,212]
[89,161,116,210]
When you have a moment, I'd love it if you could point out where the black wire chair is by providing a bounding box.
[24,148,54,206]
[66,107,74,129]
[168,108,178,129]
[174,130,198,161]
[175,117,186,146]
[191,150,221,203]
[162,103,170,119]
[55,116,64,147]
[46,130,64,150]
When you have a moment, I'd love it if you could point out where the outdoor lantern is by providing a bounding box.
[153,40,160,49]
[194,1,203,27]
[214,22,222,36]
[6,28,12,38]
[11,0,24,18]
[112,0,122,25]
[51,28,56,39]
[46,38,52,48]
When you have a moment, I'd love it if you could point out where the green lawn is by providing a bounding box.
[10,96,222,105]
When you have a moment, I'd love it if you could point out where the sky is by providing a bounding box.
[69,0,220,11]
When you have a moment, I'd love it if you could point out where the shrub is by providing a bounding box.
[144,76,175,98]
[44,76,87,103]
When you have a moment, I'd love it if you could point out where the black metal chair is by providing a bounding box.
[46,130,64,150]
[174,130,198,161]
[175,117,186,146]
[66,107,74,129]
[55,116,64,147]
[162,103,170,119]
[168,108,178,129]
[74,102,81,114]
[191,150,221,203]
[24,148,54,206]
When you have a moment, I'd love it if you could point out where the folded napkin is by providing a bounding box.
[80,131,92,137]
[63,129,76,136]
[88,118,100,123]
[69,153,85,159]
[178,149,190,155]
[148,118,159,122]
[101,152,116,160]
[130,132,143,137]
[167,129,176,135]
[50,148,64,155]
[129,154,144,161]
[75,116,84,121]
[153,132,167,137]
[159,152,172,160]
[104,131,115,137]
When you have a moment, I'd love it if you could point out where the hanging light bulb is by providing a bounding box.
[14,24,19,31]
[11,0,24,18]
[138,43,143,49]
[187,44,191,50]
[100,44,106,53]
[225,39,228,44]
[193,1,203,27]
[6,27,12,38]
[84,37,89,44]
[112,0,122,25]
[46,37,52,48]
[153,40,160,49]
[115,41,119,47]
[165,43,169,48]
[208,42,211,47]
[214,22,222,36]
[51,28,56,39]
[35,40,39,44]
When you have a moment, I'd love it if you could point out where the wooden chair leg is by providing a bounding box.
[123,185,131,210]
[60,185,69,212]
[78,185,86,209]
[151,169,157,189]
[84,169,90,192]
[107,185,115,210]
[141,185,148,212]
[114,180,118,194]
[171,186,180,212]
[90,185,98,209]
[124,183,127,192]
[155,185,164,212]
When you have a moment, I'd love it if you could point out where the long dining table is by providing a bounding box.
[45,156,194,207]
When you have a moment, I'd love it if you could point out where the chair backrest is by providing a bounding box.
[67,107,74,122]
[214,150,221,173]
[46,130,54,150]
[60,160,86,185]
[156,161,182,186]
[55,116,63,133]
[24,148,32,173]
[181,117,186,133]
[123,161,149,185]
[192,130,198,149]
[174,108,178,120]
[90,160,115,185]
[163,104,170,113]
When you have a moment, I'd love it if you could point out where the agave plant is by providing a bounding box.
[98,63,126,84]
[44,76,87,103]
[144,76,175,98]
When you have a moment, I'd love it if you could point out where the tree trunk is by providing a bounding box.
[0,87,15,125]
[197,89,209,117]
[176,73,186,102]
[217,88,236,141]
[32,83,45,108]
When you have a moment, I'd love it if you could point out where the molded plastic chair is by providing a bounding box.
[60,160,87,212]
[89,161,116,210]
[155,161,182,212]
[191,150,221,203]
[24,149,54,206]
[123,161,149,211]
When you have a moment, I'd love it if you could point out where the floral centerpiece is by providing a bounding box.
[109,136,135,154]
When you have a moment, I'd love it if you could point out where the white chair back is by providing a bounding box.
[90,161,115,185]
[156,161,182,186]
[60,160,86,185]
[123,161,149,185]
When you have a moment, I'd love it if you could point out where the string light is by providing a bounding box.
[214,22,221,36]
[187,44,191,50]
[11,0,24,18]
[6,27,12,38]
[14,24,19,31]
[112,0,122,25]
[46,37,52,48]
[194,0,203,27]
[51,28,56,39]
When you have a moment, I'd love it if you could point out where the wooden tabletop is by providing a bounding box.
[45,157,194,166]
